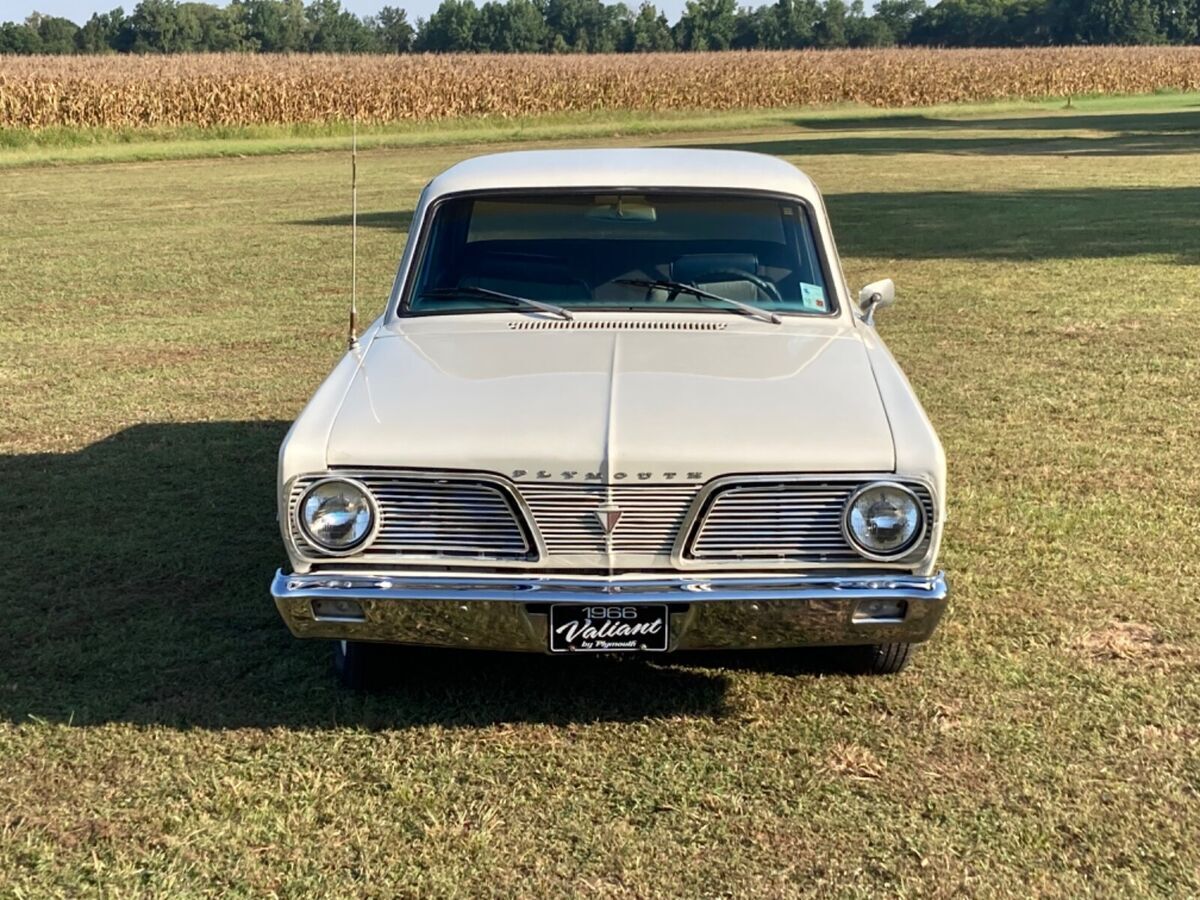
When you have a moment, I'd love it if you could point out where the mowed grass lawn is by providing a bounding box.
[2,97,1199,895]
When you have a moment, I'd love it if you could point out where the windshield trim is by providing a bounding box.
[392,186,841,321]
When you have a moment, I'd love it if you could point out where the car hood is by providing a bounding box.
[325,318,895,480]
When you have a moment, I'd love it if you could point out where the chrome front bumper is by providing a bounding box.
[271,570,948,652]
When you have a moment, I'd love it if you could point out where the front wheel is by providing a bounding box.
[843,642,916,675]
[333,640,383,690]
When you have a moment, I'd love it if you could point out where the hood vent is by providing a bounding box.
[508,320,727,331]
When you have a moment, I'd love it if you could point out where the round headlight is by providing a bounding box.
[844,482,924,559]
[298,478,376,553]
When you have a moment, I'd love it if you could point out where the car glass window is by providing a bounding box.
[407,192,834,316]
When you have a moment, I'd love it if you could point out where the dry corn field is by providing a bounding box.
[3,47,1200,129]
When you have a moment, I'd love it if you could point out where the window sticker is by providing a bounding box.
[800,282,827,310]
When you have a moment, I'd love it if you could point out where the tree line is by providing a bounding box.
[3,0,1198,55]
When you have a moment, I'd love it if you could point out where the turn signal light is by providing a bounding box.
[852,598,907,623]
[312,598,366,621]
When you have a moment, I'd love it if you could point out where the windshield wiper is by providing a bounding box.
[615,278,782,325]
[419,286,574,321]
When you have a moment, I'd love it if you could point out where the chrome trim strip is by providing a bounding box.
[271,569,948,651]
[274,569,946,604]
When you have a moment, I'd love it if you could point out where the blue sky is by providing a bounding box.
[6,0,693,26]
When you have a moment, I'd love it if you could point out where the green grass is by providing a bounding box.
[2,96,1199,895]
[2,89,1198,168]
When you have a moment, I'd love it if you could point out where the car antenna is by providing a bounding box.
[347,114,359,350]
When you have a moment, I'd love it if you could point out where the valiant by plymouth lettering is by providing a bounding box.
[554,613,666,650]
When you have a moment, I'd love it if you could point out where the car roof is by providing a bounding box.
[424,148,820,203]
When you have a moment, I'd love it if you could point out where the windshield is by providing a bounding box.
[403,191,835,317]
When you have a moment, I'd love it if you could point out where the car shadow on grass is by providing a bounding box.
[1,422,737,730]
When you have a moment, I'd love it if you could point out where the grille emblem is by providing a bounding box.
[594,504,623,534]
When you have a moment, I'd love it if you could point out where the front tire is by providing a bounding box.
[333,640,382,690]
[844,642,916,675]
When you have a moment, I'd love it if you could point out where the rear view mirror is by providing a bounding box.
[587,195,657,222]
[858,279,895,324]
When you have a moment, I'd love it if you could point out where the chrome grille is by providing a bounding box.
[289,474,531,560]
[687,480,934,563]
[288,472,935,565]
[518,484,701,555]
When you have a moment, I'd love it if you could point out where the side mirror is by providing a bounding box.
[857,279,896,324]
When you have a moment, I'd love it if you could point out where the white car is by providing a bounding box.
[271,148,947,687]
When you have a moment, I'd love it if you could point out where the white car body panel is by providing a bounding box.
[323,317,895,479]
[277,148,946,585]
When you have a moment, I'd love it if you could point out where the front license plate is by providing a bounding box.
[549,604,670,653]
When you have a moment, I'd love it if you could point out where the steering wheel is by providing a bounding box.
[681,268,784,305]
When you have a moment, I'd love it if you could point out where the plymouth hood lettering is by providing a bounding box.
[325,324,896,479]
